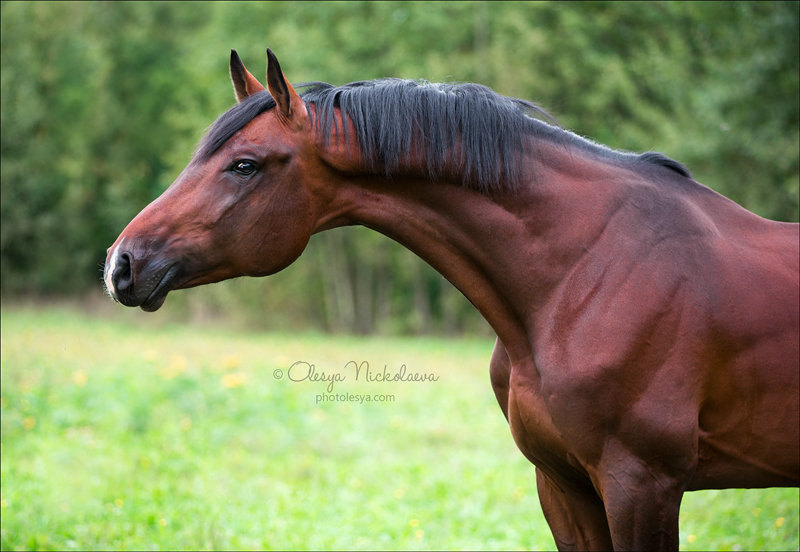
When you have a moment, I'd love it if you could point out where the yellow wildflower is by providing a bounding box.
[71,369,88,387]
[221,372,247,388]
[221,354,242,371]
[161,355,187,379]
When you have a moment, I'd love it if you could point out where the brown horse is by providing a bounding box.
[104,49,799,550]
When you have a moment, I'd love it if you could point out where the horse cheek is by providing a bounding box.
[250,189,314,276]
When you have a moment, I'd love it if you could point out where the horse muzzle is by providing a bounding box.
[104,241,181,312]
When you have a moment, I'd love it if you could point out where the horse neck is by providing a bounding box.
[312,143,629,361]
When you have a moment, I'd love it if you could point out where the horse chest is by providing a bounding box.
[506,362,592,481]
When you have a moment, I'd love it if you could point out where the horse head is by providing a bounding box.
[104,50,324,310]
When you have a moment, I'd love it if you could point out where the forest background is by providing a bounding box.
[2,1,798,335]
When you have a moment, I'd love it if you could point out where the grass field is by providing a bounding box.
[1,306,798,551]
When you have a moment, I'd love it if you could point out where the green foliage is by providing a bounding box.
[1,2,213,293]
[2,307,799,550]
[1,1,798,332]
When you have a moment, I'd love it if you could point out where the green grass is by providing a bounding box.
[1,306,798,551]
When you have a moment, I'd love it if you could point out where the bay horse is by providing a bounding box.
[104,49,799,550]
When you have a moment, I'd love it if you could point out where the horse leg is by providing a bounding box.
[594,444,689,551]
[489,337,511,421]
[536,468,613,551]
[505,361,613,550]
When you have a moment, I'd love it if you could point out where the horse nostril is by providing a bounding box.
[112,251,134,292]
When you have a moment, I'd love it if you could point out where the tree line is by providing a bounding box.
[1,1,797,334]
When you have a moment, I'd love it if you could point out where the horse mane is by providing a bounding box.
[197,79,690,193]
[299,79,555,192]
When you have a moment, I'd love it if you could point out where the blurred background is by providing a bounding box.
[2,1,798,334]
[2,4,799,550]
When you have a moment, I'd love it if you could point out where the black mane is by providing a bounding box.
[197,79,689,192]
[300,79,555,191]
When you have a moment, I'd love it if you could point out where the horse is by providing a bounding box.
[104,49,799,551]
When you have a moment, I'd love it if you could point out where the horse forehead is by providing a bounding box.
[232,110,293,145]
[201,105,315,163]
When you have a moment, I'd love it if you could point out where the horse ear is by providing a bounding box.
[266,48,303,120]
[230,49,265,103]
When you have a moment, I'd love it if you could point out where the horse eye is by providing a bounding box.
[231,160,258,176]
